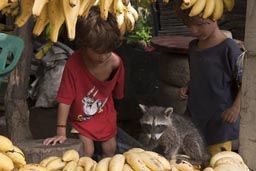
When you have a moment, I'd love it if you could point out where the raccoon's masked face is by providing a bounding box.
[139,104,173,143]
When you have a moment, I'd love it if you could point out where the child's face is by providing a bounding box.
[85,48,112,63]
[185,16,217,40]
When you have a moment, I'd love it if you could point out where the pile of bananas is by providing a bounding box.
[203,151,250,171]
[180,0,235,21]
[0,0,138,43]
[0,135,27,171]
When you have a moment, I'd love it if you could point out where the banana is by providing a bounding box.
[0,152,14,171]
[223,0,234,11]
[122,164,134,171]
[15,0,34,27]
[48,0,65,43]
[69,0,79,7]
[19,164,48,171]
[100,0,114,20]
[6,146,26,168]
[124,10,135,32]
[183,0,190,5]
[119,18,126,36]
[35,41,53,60]
[126,4,138,21]
[170,159,194,171]
[124,152,151,171]
[211,0,224,21]
[203,167,214,171]
[123,148,144,156]
[78,156,96,171]
[32,0,49,16]
[116,12,125,29]
[95,157,112,171]
[0,135,14,152]
[138,151,165,171]
[63,161,78,171]
[0,0,12,10]
[109,154,125,171]
[40,156,59,167]
[162,0,169,4]
[180,0,197,10]
[143,151,171,171]
[91,160,97,171]
[213,163,246,171]
[33,4,49,36]
[76,166,84,171]
[61,0,80,40]
[209,151,244,167]
[62,149,80,163]
[202,0,215,19]
[189,0,206,16]
[80,0,96,17]
[46,157,67,171]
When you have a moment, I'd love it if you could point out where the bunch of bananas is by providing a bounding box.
[0,0,138,43]
[203,151,250,171]
[180,0,235,21]
[0,135,27,171]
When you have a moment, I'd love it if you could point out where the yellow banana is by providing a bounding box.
[78,156,96,171]
[138,151,165,171]
[211,0,224,21]
[122,164,134,171]
[69,0,79,7]
[61,0,80,40]
[124,10,135,32]
[63,161,78,171]
[203,167,214,171]
[180,0,197,10]
[124,152,151,171]
[11,6,19,17]
[116,12,125,29]
[123,148,144,156]
[223,0,234,11]
[183,0,190,5]
[209,151,244,167]
[0,135,14,152]
[19,164,48,171]
[126,3,138,21]
[33,4,49,36]
[6,146,26,168]
[109,154,125,171]
[189,0,206,16]
[76,166,84,171]
[32,0,49,16]
[170,159,194,171]
[143,151,171,171]
[0,152,14,171]
[0,0,11,10]
[119,17,126,36]
[91,160,97,171]
[46,157,67,171]
[202,0,215,19]
[95,157,112,171]
[62,149,80,162]
[80,0,96,17]
[39,156,59,167]
[48,0,65,43]
[15,0,34,27]
[100,0,114,20]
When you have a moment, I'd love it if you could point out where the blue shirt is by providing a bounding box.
[186,38,243,145]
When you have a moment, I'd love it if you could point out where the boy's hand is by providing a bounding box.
[43,135,67,146]
[179,86,189,100]
[221,106,240,124]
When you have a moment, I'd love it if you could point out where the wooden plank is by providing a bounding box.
[239,0,256,170]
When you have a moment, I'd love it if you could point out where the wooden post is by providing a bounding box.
[4,17,34,143]
[239,0,256,170]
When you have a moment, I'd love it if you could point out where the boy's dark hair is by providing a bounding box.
[75,6,122,53]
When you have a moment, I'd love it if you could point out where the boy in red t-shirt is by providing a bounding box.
[43,6,124,158]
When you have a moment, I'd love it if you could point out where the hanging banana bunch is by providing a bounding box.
[180,0,235,21]
[0,0,139,42]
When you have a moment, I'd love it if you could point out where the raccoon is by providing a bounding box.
[139,104,211,165]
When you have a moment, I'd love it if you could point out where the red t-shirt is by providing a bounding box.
[57,50,124,141]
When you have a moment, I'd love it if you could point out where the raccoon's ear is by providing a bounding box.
[164,107,173,116]
[139,104,147,113]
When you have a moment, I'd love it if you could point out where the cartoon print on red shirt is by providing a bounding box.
[82,86,108,117]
